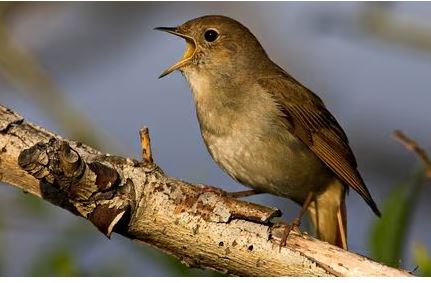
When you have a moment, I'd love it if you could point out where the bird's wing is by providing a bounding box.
[258,74,380,216]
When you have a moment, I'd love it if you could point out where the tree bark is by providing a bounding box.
[0,104,411,276]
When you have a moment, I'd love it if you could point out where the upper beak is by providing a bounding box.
[155,26,196,78]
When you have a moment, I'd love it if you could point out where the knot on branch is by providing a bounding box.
[18,138,135,238]
[18,139,85,190]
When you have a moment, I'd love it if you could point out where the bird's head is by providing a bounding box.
[156,15,269,79]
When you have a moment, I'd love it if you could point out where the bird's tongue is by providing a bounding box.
[159,38,196,78]
[182,40,195,60]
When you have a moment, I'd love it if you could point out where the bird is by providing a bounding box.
[155,15,380,249]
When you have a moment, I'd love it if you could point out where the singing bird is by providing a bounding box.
[156,15,380,249]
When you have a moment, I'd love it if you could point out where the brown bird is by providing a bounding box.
[156,15,380,249]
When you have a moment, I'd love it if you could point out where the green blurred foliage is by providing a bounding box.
[21,193,51,217]
[413,243,431,276]
[28,248,80,276]
[27,245,126,276]
[24,211,127,276]
[369,170,426,271]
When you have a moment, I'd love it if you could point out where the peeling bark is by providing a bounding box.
[0,104,411,276]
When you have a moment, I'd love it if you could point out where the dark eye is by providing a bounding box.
[204,29,219,42]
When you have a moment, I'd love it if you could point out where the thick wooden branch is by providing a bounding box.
[0,104,410,276]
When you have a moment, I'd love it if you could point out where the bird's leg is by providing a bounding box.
[199,185,226,196]
[199,186,263,198]
[279,192,314,249]
[226,189,264,198]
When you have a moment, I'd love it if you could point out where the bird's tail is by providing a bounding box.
[307,179,348,249]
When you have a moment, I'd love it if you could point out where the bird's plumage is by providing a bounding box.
[157,15,380,249]
[257,72,381,216]
[307,179,348,249]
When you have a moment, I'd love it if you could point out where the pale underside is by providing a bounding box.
[183,68,335,204]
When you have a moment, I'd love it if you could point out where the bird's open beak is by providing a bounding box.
[155,27,196,78]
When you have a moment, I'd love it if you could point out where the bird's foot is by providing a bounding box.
[278,192,313,251]
[279,218,302,251]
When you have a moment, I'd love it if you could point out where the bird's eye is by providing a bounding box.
[204,29,219,42]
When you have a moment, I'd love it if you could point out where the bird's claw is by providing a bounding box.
[279,218,302,251]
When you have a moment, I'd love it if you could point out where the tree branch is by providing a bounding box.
[0,104,410,276]
[394,130,431,178]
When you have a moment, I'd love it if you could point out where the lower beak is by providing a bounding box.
[155,27,196,79]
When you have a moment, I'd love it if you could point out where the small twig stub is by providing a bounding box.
[139,127,153,163]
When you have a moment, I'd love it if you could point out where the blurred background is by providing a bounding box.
[0,1,430,276]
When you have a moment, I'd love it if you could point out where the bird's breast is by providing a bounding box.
[202,120,333,201]
[184,71,334,201]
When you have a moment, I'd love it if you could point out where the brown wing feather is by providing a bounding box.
[258,74,381,216]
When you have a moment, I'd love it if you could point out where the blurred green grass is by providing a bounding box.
[413,243,431,276]
[369,169,430,276]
